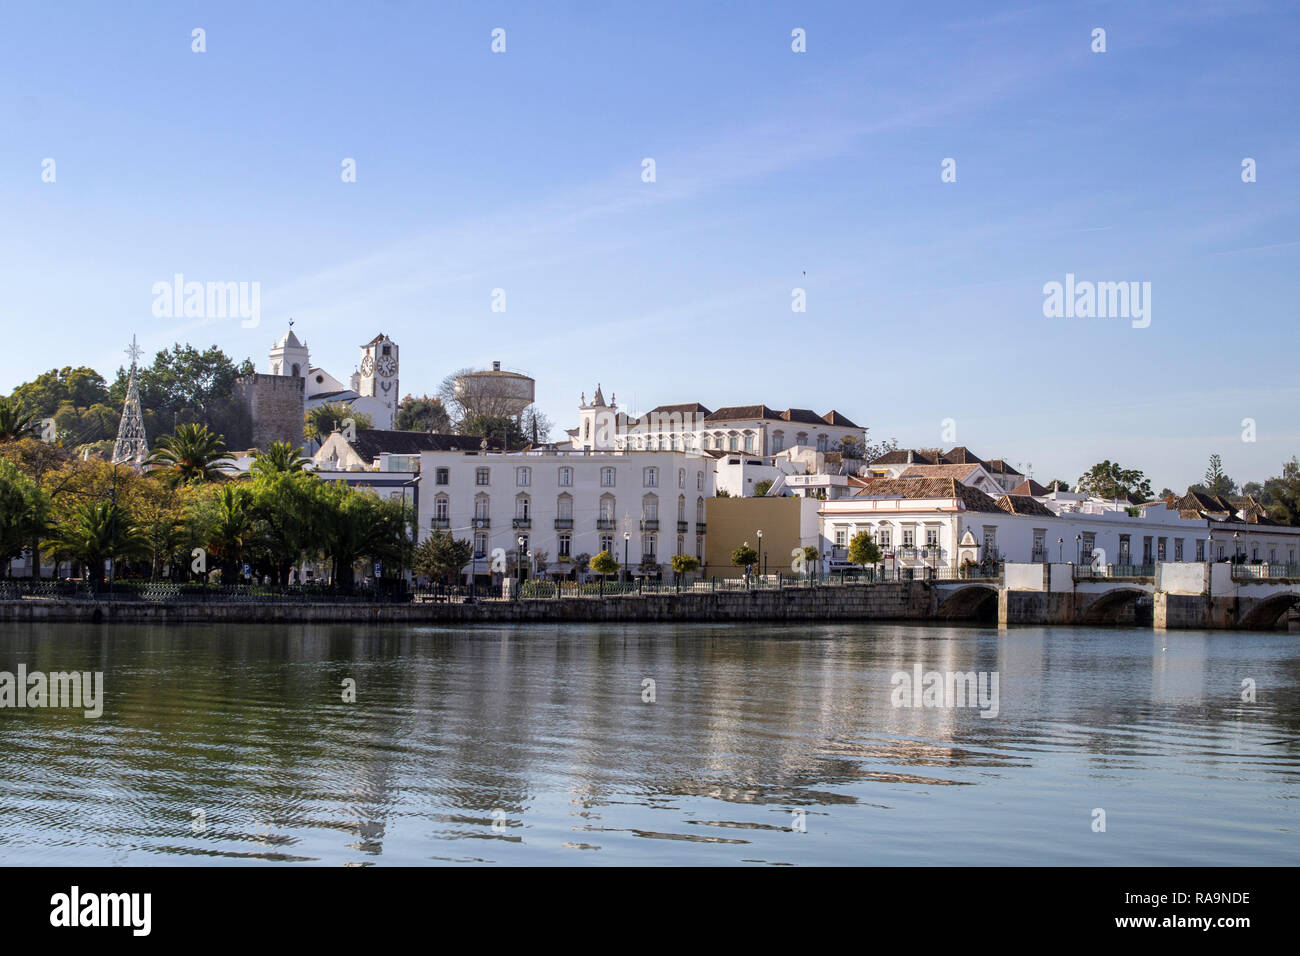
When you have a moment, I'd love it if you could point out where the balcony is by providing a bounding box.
[677,520,689,534]
[431,517,450,530]
[512,517,532,530]
[554,518,574,530]
[472,517,490,529]
[640,519,660,531]
[596,518,617,531]
[695,522,706,534]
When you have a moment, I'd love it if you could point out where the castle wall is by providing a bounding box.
[237,374,304,451]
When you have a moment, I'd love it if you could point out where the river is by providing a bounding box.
[0,621,1296,865]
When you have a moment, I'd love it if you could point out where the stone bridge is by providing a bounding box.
[930,562,1300,630]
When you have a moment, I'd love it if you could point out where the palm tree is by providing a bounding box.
[147,424,233,485]
[251,441,309,476]
[0,397,40,442]
[46,501,148,585]
[205,484,255,583]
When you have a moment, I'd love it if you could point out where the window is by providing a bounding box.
[475,467,490,486]
[643,467,658,487]
[743,434,754,453]
[474,532,487,557]
[695,497,705,522]
[1195,539,1205,561]
[435,467,449,485]
[434,496,449,520]
[1083,532,1096,561]
[557,495,573,519]
[1142,536,1153,563]
[728,434,739,451]
[677,495,686,521]
[1033,528,1046,556]
[474,495,490,519]
[835,529,846,548]
[1252,545,1259,561]
[696,472,703,491]
[903,529,915,548]
[677,534,684,556]
[877,528,891,549]
[559,534,571,558]
[516,466,531,487]
[642,496,659,520]
[516,495,530,519]
[642,534,657,560]
[1119,534,1131,563]
[982,526,997,555]
[772,431,784,453]
[816,435,828,453]
[1156,537,1166,561]
[599,495,616,521]
[796,432,808,446]
[1269,546,1277,564]
[1174,538,1184,561]
[558,467,573,487]
[601,467,616,487]
[678,468,685,488]
[600,534,614,554]
[925,528,939,548]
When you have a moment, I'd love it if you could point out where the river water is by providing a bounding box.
[0,621,1296,866]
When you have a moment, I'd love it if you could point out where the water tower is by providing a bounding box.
[453,360,535,421]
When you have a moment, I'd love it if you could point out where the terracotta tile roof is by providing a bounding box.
[994,494,1056,517]
[779,408,827,425]
[821,410,859,428]
[705,404,778,422]
[899,463,984,481]
[348,429,502,460]
[869,448,939,466]
[641,402,713,419]
[942,446,986,465]
[702,405,860,428]
[851,476,1005,513]
[983,458,1023,476]
[1009,478,1051,496]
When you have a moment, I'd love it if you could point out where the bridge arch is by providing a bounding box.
[1237,592,1300,630]
[1078,587,1150,625]
[935,584,998,621]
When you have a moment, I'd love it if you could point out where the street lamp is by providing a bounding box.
[1058,537,1064,562]
[1233,531,1241,564]
[517,535,525,597]
[1208,533,1215,563]
[1075,534,1082,565]
[623,530,630,586]
[756,529,764,584]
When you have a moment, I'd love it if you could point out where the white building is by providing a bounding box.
[568,388,865,457]
[268,327,400,431]
[416,448,716,581]
[819,478,1300,573]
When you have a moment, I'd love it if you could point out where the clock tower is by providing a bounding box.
[358,332,398,428]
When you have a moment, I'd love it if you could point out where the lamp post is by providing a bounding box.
[623,530,630,587]
[756,529,764,584]
[1233,531,1241,564]
[1057,537,1063,562]
[517,534,525,598]
[1208,533,1215,564]
[1075,534,1082,565]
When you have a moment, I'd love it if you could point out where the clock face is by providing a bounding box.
[376,355,397,377]
[360,355,375,376]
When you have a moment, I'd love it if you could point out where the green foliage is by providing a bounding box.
[848,530,882,567]
[459,414,527,449]
[147,424,233,485]
[1044,478,1071,493]
[1075,460,1152,502]
[305,401,373,442]
[251,441,309,476]
[395,395,453,433]
[112,344,254,448]
[0,460,49,572]
[10,366,110,417]
[753,479,773,497]
[589,550,619,577]
[0,397,42,442]
[413,530,472,583]
[731,545,759,568]
[1199,453,1237,496]
[714,488,732,498]
[1263,457,1300,526]
[45,501,149,585]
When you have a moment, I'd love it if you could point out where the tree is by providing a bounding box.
[192,483,255,583]
[714,488,732,498]
[304,401,373,443]
[413,530,473,584]
[847,530,882,569]
[247,471,323,585]
[753,479,773,497]
[436,367,551,445]
[1198,453,1237,496]
[112,344,254,448]
[1075,460,1152,502]
[10,366,110,417]
[147,424,233,485]
[0,460,49,576]
[395,395,453,433]
[670,553,699,586]
[1044,479,1071,493]
[45,501,148,585]
[589,550,619,592]
[731,544,759,569]
[1263,457,1300,526]
[251,441,309,476]
[458,414,527,449]
[0,397,41,442]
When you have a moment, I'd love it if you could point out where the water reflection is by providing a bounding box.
[0,622,1296,865]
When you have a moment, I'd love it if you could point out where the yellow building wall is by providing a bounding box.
[704,497,807,578]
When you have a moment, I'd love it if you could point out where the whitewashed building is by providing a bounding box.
[416,448,716,580]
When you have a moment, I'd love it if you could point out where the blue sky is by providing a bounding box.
[2,0,1297,491]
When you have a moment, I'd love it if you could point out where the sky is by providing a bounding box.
[1,0,1297,492]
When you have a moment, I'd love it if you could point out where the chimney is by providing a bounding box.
[906,450,914,464]
[492,360,501,371]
